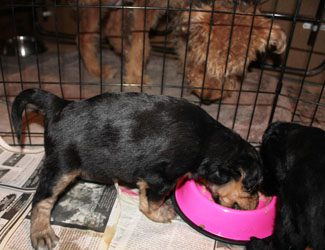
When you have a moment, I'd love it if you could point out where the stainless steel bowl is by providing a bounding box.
[1,36,47,57]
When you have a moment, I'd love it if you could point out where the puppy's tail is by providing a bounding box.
[11,88,68,143]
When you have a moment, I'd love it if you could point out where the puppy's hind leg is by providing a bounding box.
[30,159,80,250]
[137,180,176,223]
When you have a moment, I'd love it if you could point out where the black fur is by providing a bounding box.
[247,122,325,250]
[12,88,261,207]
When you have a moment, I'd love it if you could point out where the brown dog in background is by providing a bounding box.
[175,3,287,102]
[78,1,286,102]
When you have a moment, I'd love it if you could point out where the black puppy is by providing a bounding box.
[247,122,325,250]
[12,89,261,249]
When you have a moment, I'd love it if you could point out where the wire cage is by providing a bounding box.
[0,0,324,146]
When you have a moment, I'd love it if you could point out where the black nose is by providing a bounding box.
[200,99,215,105]
[212,195,220,204]
[232,202,240,210]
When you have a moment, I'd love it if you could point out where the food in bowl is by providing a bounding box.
[172,178,277,244]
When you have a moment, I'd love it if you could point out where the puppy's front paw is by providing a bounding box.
[31,226,59,250]
[157,203,176,223]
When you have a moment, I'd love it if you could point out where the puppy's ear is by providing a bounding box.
[262,122,300,146]
[194,159,238,185]
[192,158,210,179]
[241,165,263,194]
[207,166,234,185]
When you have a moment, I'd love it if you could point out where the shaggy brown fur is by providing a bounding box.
[176,3,286,102]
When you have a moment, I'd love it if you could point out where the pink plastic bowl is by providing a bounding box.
[173,178,277,244]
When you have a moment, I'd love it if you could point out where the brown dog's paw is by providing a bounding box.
[86,64,117,80]
[124,73,151,85]
[31,226,59,250]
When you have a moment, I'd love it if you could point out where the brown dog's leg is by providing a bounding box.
[30,170,80,249]
[124,1,161,85]
[137,180,176,223]
[105,8,131,56]
[79,2,117,79]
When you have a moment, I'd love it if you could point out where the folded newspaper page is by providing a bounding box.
[0,136,44,248]
[0,137,245,249]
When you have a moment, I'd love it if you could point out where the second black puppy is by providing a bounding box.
[12,89,262,249]
[247,122,325,250]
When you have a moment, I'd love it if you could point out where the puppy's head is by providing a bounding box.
[205,175,259,210]
[259,122,301,195]
[195,133,263,210]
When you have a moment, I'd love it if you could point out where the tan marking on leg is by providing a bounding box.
[137,180,150,213]
[31,198,58,249]
[31,170,80,249]
[137,180,175,223]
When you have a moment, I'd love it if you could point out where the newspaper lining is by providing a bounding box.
[109,186,244,250]
[0,137,44,248]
